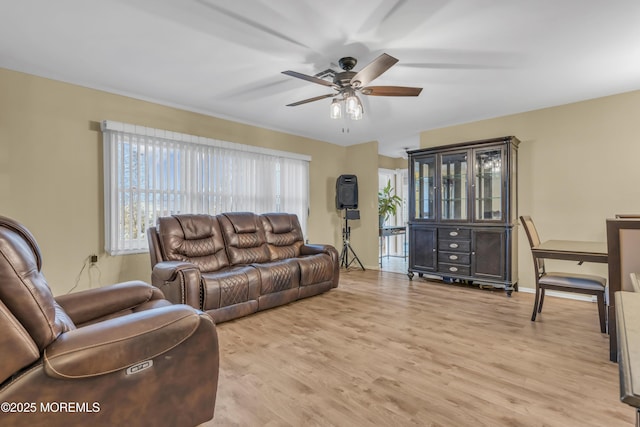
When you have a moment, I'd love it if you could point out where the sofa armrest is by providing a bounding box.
[301,243,335,256]
[301,244,340,287]
[151,261,203,309]
[43,305,210,379]
[55,281,165,326]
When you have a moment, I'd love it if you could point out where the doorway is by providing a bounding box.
[378,168,408,274]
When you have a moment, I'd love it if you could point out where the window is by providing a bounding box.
[102,121,310,255]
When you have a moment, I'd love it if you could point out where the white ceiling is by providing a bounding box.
[2,0,640,158]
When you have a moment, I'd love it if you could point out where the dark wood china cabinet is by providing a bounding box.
[407,136,519,295]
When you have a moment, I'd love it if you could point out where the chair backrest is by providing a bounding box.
[155,214,230,273]
[0,216,76,382]
[260,213,304,260]
[218,212,270,265]
[607,219,640,293]
[519,215,545,274]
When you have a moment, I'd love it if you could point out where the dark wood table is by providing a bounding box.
[532,240,613,359]
[532,240,608,264]
[615,291,640,424]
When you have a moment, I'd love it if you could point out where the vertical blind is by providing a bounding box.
[102,121,310,255]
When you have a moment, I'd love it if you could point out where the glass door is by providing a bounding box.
[440,152,468,221]
[412,155,436,220]
[474,147,503,221]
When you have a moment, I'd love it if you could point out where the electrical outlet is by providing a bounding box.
[90,254,98,264]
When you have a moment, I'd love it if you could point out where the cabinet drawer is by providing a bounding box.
[438,263,471,276]
[439,228,471,239]
[438,239,471,252]
[439,251,470,265]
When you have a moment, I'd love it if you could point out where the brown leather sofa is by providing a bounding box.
[147,212,339,323]
[0,216,219,427]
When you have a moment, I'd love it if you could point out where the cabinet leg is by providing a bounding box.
[505,288,513,297]
[407,271,414,280]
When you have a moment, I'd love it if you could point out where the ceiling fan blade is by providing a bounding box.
[282,70,336,88]
[350,53,399,87]
[286,93,336,107]
[361,86,423,96]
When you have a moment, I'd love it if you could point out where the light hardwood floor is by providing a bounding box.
[205,269,633,427]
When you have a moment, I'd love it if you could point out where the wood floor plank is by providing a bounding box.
[204,270,634,426]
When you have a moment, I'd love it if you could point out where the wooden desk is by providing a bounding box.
[616,291,640,425]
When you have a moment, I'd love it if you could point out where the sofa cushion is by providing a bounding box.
[157,215,230,273]
[260,213,304,260]
[218,213,270,265]
[201,265,260,311]
[251,259,300,310]
[298,254,335,287]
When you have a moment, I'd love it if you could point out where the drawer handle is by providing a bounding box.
[449,243,459,249]
[449,266,458,272]
[449,255,458,260]
[449,231,458,237]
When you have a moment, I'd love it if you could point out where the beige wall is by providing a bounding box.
[344,141,380,269]
[0,68,381,295]
[420,90,640,290]
[378,154,407,171]
[4,66,639,295]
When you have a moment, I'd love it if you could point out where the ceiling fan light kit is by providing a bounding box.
[329,98,342,119]
[282,53,422,121]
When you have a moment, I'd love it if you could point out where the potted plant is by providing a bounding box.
[378,179,402,228]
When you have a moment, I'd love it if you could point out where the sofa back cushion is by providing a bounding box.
[260,213,304,260]
[157,215,230,273]
[218,212,270,265]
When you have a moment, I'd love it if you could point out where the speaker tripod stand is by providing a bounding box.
[340,209,365,270]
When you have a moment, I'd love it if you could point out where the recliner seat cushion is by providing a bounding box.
[201,266,260,310]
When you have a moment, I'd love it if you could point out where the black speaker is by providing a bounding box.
[336,174,358,209]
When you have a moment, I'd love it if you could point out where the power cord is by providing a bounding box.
[66,255,102,294]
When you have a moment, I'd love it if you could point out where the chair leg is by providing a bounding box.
[538,288,545,313]
[531,287,541,321]
[597,291,606,333]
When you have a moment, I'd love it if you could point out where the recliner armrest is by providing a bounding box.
[301,244,340,288]
[151,260,199,282]
[43,305,209,379]
[55,281,165,326]
[151,261,203,308]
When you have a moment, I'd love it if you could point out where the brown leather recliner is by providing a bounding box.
[0,216,219,427]
[218,212,301,311]
[147,212,339,323]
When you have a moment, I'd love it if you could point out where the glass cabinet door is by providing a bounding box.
[440,152,468,220]
[413,155,436,220]
[474,148,503,221]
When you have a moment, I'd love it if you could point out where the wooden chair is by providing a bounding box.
[520,216,607,332]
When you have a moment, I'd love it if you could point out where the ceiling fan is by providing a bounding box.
[282,53,422,120]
